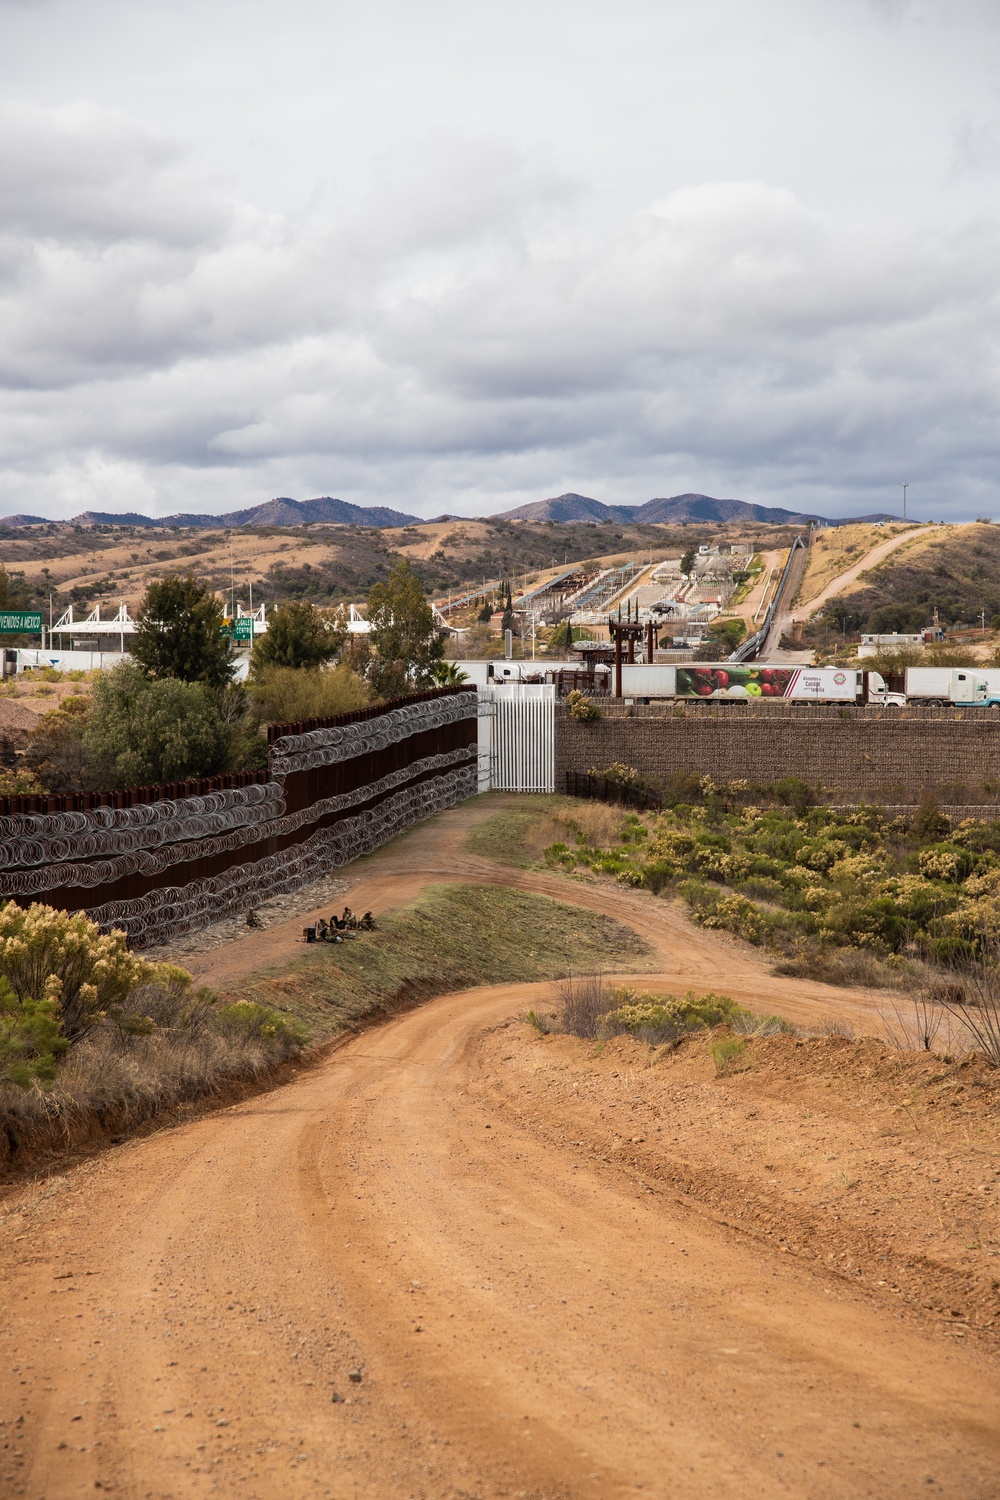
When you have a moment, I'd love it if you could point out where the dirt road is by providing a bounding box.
[2,801,998,1498]
[184,801,895,1037]
[791,528,941,621]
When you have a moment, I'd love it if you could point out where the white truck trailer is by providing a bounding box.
[902,668,990,705]
[620,663,905,704]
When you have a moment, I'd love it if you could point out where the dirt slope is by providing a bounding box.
[779,524,938,633]
[1,799,998,1498]
[2,982,997,1499]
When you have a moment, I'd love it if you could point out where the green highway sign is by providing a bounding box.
[231,618,255,641]
[0,612,43,634]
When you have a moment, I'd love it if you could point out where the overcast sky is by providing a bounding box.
[1,0,999,522]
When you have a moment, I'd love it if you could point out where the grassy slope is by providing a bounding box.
[228,881,653,1037]
[463,797,573,866]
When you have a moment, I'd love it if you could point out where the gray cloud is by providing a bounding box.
[0,2,999,520]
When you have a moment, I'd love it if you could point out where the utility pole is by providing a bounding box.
[902,483,908,522]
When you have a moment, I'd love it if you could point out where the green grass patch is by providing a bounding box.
[464,796,572,867]
[230,881,654,1039]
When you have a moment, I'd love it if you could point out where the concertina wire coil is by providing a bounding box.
[86,765,479,946]
[0,693,482,945]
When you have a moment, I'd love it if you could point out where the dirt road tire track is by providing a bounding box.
[2,799,998,1498]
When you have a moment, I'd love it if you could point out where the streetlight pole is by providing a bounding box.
[902,483,908,522]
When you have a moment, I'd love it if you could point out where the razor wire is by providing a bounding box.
[268,690,480,776]
[0,778,280,842]
[0,692,482,943]
[1,745,477,896]
[0,782,286,870]
[0,693,480,873]
[85,764,478,946]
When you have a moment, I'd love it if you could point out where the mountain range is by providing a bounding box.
[0,491,899,530]
[495,492,899,526]
[0,497,422,529]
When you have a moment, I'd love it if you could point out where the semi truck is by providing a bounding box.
[446,659,998,706]
[618,664,907,704]
[618,664,1000,705]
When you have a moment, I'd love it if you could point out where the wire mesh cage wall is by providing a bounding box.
[0,687,479,947]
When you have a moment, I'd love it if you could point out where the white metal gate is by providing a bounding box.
[479,685,555,793]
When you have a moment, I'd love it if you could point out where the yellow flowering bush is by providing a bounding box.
[0,901,153,1041]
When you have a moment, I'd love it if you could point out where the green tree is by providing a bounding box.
[365,559,445,699]
[132,574,233,687]
[477,602,493,624]
[250,601,346,672]
[23,695,90,793]
[429,661,469,685]
[84,659,233,788]
[548,620,574,655]
[501,585,515,638]
[0,563,30,610]
[679,549,696,576]
[707,617,746,655]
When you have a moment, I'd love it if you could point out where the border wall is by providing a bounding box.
[554,701,1000,804]
[0,687,479,947]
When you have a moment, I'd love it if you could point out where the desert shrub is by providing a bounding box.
[0,980,67,1087]
[599,988,747,1044]
[773,940,900,989]
[567,690,601,721]
[737,875,787,904]
[104,963,217,1048]
[696,892,772,945]
[0,901,153,1040]
[709,1036,749,1075]
[557,973,612,1038]
[910,792,950,845]
[0,767,44,795]
[731,1012,797,1037]
[23,694,90,793]
[215,1001,308,1053]
[769,776,815,814]
[249,662,370,724]
[531,791,1000,1006]
[917,844,975,883]
[641,859,676,894]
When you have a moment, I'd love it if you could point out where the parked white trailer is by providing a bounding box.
[903,668,989,705]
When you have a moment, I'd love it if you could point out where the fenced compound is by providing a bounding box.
[564,769,663,813]
[0,687,479,947]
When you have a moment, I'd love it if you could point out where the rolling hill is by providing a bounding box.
[0,498,423,530]
[496,491,899,526]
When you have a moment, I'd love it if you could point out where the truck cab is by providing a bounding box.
[862,671,906,707]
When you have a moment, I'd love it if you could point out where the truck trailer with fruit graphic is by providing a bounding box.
[618,664,906,704]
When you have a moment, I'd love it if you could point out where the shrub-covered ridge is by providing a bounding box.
[544,781,1000,983]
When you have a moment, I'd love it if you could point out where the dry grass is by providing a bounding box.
[0,977,304,1175]
[465,796,631,867]
[797,523,922,605]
